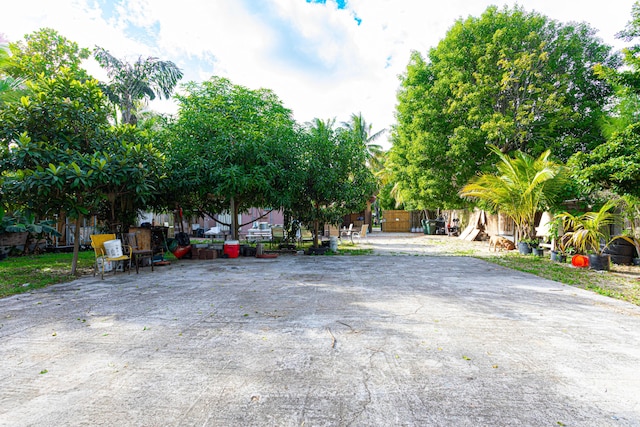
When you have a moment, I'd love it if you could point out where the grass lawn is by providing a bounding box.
[0,251,96,298]
[484,253,640,306]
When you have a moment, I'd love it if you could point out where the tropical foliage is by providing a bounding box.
[164,77,300,239]
[573,4,640,200]
[460,146,567,241]
[555,202,617,255]
[4,28,90,81]
[342,113,385,171]
[3,2,640,273]
[94,47,183,125]
[294,118,376,247]
[388,5,618,210]
[0,69,164,273]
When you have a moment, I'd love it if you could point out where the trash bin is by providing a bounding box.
[421,219,430,235]
[329,236,338,252]
[427,220,438,235]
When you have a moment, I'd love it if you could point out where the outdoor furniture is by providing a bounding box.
[125,232,154,274]
[299,227,314,246]
[271,226,285,248]
[90,234,132,279]
[340,223,354,241]
[352,224,369,243]
[247,228,272,243]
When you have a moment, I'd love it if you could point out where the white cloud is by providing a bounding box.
[2,0,637,148]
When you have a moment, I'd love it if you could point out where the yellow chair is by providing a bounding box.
[90,234,132,279]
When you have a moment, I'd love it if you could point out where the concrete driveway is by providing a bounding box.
[1,233,639,426]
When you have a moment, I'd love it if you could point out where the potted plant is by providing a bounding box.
[555,201,617,271]
[531,241,544,257]
[616,196,640,265]
[517,238,537,255]
[547,216,567,262]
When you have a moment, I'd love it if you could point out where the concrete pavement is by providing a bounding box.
[1,233,639,426]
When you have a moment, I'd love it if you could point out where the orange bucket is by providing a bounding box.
[571,254,589,268]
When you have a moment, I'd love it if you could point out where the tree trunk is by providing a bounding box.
[230,197,238,240]
[71,214,83,276]
[313,204,320,248]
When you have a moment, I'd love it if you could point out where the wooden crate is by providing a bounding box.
[128,227,152,250]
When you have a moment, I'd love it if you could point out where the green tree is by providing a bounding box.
[165,76,300,239]
[94,47,183,125]
[0,70,163,273]
[95,125,166,231]
[4,28,90,81]
[342,113,386,170]
[460,146,567,241]
[293,118,377,247]
[0,43,25,104]
[579,2,640,199]
[569,123,640,198]
[390,5,617,210]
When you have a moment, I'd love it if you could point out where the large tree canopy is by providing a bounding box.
[5,28,90,81]
[389,5,618,210]
[294,118,377,247]
[165,76,300,239]
[0,70,164,273]
[570,122,640,199]
[575,2,640,199]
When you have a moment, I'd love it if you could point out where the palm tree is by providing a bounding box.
[0,43,24,103]
[342,113,386,170]
[94,47,183,125]
[460,145,567,242]
[556,201,616,255]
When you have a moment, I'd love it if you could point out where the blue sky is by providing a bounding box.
[1,0,637,147]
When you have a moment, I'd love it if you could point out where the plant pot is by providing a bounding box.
[532,247,544,257]
[604,237,636,257]
[588,254,610,271]
[550,250,562,262]
[307,246,329,255]
[518,241,532,255]
[610,254,633,265]
[633,258,640,266]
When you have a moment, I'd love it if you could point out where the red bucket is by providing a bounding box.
[571,254,589,268]
[223,240,240,258]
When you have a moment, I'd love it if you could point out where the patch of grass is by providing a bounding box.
[0,251,95,298]
[337,242,374,255]
[452,249,478,256]
[338,247,374,255]
[484,253,640,306]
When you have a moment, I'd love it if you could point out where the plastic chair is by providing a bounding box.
[352,224,369,243]
[340,223,354,241]
[90,234,132,279]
